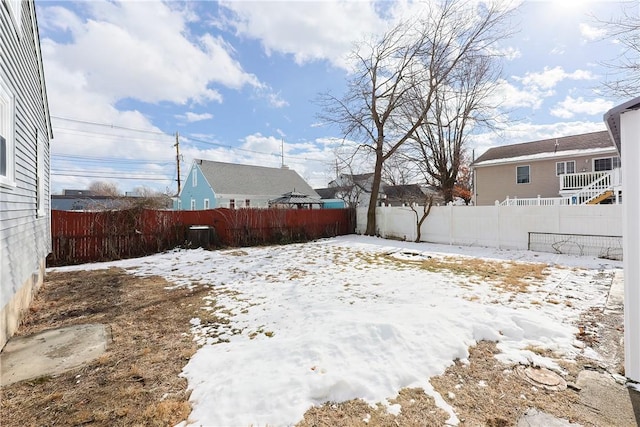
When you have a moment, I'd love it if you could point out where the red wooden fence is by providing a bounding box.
[48,208,355,266]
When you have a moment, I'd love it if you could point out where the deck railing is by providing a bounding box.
[560,169,621,191]
[499,196,572,206]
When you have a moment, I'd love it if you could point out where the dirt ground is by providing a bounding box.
[0,266,631,426]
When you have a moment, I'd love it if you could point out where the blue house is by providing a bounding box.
[175,159,320,210]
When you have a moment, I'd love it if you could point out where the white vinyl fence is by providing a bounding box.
[356,204,623,259]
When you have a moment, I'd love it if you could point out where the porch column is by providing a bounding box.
[621,107,640,382]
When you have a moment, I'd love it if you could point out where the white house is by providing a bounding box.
[604,96,640,383]
[1,0,53,348]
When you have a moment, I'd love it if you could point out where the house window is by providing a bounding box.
[229,199,235,209]
[0,79,15,187]
[203,198,209,209]
[192,170,197,187]
[177,200,182,210]
[516,165,530,184]
[190,199,196,210]
[594,157,621,172]
[245,199,250,208]
[556,161,575,176]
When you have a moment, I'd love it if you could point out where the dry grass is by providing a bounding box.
[358,251,549,293]
[430,341,602,427]
[0,268,210,427]
[0,253,626,427]
[297,388,449,427]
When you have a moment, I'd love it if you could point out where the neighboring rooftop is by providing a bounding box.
[194,160,319,198]
[473,131,615,166]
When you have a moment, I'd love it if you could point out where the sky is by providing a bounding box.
[50,235,623,425]
[36,0,636,195]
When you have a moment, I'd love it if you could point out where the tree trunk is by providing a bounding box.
[365,151,384,236]
[442,176,457,203]
[415,195,433,242]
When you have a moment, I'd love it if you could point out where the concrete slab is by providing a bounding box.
[604,270,624,314]
[516,408,581,426]
[0,324,110,386]
[576,369,640,426]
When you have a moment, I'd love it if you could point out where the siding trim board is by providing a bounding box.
[0,78,16,187]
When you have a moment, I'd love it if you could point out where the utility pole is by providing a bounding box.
[175,132,181,194]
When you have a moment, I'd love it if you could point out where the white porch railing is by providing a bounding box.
[499,196,572,206]
[500,169,622,206]
[560,168,622,192]
[571,171,614,204]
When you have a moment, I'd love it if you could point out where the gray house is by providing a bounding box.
[1,0,53,347]
[175,159,320,210]
[472,131,621,206]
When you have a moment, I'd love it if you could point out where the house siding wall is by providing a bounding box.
[474,151,618,206]
[177,164,216,210]
[177,163,318,210]
[1,1,52,348]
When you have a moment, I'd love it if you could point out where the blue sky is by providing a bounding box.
[37,0,636,194]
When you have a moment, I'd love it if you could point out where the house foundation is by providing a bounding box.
[0,258,46,349]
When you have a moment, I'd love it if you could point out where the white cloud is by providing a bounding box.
[550,96,615,119]
[516,66,596,90]
[40,1,261,107]
[491,79,549,110]
[579,23,606,41]
[217,1,388,69]
[178,112,214,123]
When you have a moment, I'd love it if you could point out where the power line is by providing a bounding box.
[51,115,332,166]
[186,136,330,164]
[53,128,173,143]
[51,171,173,181]
[53,154,173,165]
[51,116,169,136]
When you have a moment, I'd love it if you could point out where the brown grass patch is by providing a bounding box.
[296,387,449,427]
[431,341,601,426]
[0,268,210,427]
[362,252,549,293]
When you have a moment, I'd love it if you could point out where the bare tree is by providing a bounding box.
[409,195,434,242]
[595,5,640,98]
[406,52,502,204]
[320,0,514,235]
[88,180,121,196]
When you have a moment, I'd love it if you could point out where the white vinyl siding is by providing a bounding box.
[5,0,22,34]
[36,130,46,216]
[1,0,53,347]
[516,165,530,184]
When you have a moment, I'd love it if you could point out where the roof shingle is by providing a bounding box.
[472,131,614,165]
[196,160,319,198]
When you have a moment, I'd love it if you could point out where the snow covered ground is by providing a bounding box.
[50,235,622,426]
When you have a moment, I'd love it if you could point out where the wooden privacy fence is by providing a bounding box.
[48,208,355,266]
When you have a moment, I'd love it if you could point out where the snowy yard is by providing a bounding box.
[53,235,621,426]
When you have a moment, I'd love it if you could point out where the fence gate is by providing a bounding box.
[528,232,623,260]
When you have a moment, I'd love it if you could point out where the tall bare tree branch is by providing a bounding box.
[320,0,515,234]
